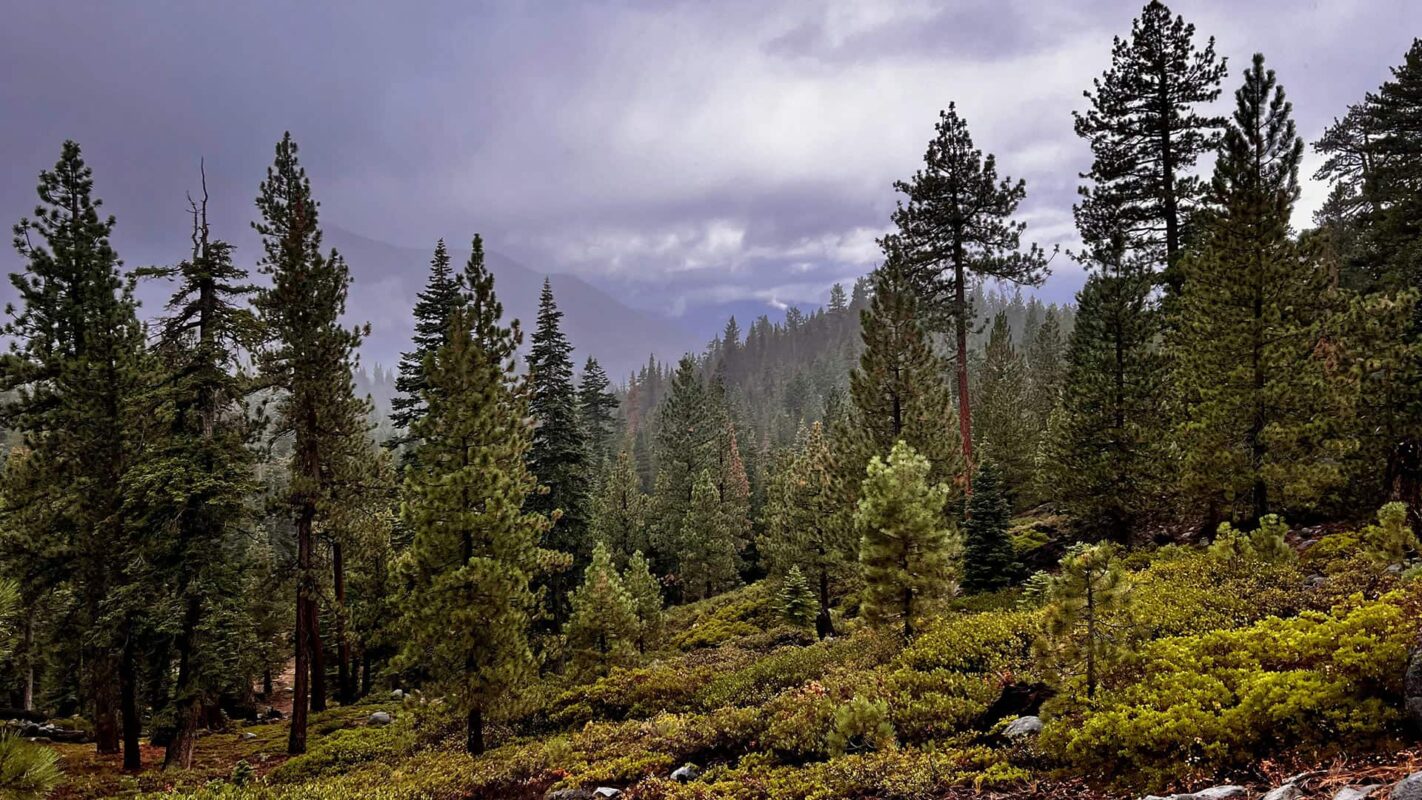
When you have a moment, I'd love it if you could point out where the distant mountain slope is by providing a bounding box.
[327,229,702,382]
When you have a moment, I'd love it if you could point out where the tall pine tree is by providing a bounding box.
[390,239,462,450]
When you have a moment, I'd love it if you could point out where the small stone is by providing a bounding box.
[238,732,258,741]
[367,711,393,726]
[1262,784,1302,800]
[544,790,594,800]
[1190,787,1247,800]
[390,689,405,700]
[1391,772,1422,800]
[593,789,621,799]
[1334,786,1383,800]
[1002,715,1043,739]
[671,763,700,783]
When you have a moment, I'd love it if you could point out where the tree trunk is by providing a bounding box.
[92,652,121,755]
[262,668,273,699]
[120,632,142,772]
[287,499,316,755]
[21,610,34,712]
[360,649,372,698]
[902,586,914,641]
[333,541,352,705]
[309,591,327,713]
[953,251,974,491]
[164,595,204,770]
[466,706,485,755]
[1085,583,1097,700]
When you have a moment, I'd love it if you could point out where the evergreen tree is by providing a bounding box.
[526,279,590,621]
[855,440,957,639]
[961,460,1015,593]
[563,541,640,678]
[622,550,663,652]
[1036,542,1130,699]
[1025,312,1067,431]
[1074,0,1228,293]
[679,470,741,600]
[251,133,369,754]
[397,289,546,755]
[578,356,619,462]
[589,449,649,562]
[1049,212,1165,543]
[131,173,258,769]
[1171,54,1341,524]
[0,141,144,759]
[777,565,817,629]
[974,313,1035,497]
[758,422,853,639]
[390,239,462,449]
[887,104,1050,480]
[849,258,961,489]
[651,357,718,574]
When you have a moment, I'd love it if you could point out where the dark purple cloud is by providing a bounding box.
[2,0,1418,352]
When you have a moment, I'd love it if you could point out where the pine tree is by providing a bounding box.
[974,313,1035,497]
[390,239,462,449]
[887,104,1050,480]
[679,470,741,600]
[855,440,957,639]
[563,541,640,678]
[589,449,649,563]
[759,422,853,638]
[622,550,663,652]
[1037,542,1130,699]
[1171,54,1341,524]
[251,133,369,754]
[578,357,619,462]
[651,357,718,575]
[1049,199,1165,543]
[1074,0,1227,292]
[129,171,258,769]
[1025,312,1067,431]
[962,460,1015,593]
[777,565,817,629]
[398,283,546,754]
[849,258,962,489]
[0,141,144,759]
[526,279,590,623]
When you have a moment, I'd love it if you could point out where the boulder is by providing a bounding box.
[1394,774,1422,800]
[1262,784,1302,800]
[671,763,700,783]
[390,689,405,700]
[238,732,258,741]
[1334,786,1383,800]
[1141,787,1246,800]
[367,711,393,726]
[1002,715,1043,739]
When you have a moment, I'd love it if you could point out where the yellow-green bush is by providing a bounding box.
[1040,589,1416,787]
[268,722,414,783]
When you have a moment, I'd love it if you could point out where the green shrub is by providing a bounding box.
[269,722,414,783]
[0,733,62,800]
[1039,589,1416,788]
[827,696,895,757]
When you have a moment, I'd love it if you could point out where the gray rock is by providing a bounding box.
[1262,784,1302,800]
[1334,786,1383,800]
[1392,772,1422,800]
[593,790,621,799]
[1141,788,1247,800]
[1003,715,1044,739]
[1387,563,1405,575]
[238,732,258,741]
[390,689,405,700]
[671,763,700,783]
[544,791,594,800]
[367,711,393,726]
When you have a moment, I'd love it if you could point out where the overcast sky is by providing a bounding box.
[2,0,1418,335]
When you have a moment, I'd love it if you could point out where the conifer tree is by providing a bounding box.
[759,422,853,638]
[398,286,546,754]
[651,357,718,572]
[590,449,649,562]
[961,460,1015,593]
[974,313,1035,496]
[887,105,1049,479]
[390,239,462,449]
[563,541,640,678]
[849,258,961,488]
[131,172,258,769]
[1037,542,1130,699]
[777,565,817,629]
[578,356,619,461]
[622,550,663,652]
[679,470,741,600]
[526,279,590,622]
[1074,0,1227,292]
[251,133,369,754]
[1049,208,1165,543]
[855,441,957,639]
[1025,312,1067,431]
[1171,54,1340,524]
[0,141,143,758]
